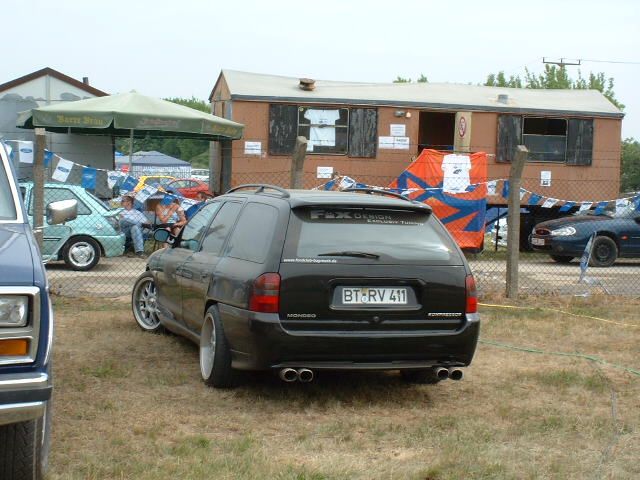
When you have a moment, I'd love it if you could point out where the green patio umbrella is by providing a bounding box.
[16,91,244,169]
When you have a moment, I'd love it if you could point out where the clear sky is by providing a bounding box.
[4,0,639,138]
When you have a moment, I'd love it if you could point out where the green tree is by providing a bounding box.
[115,97,212,164]
[483,66,623,109]
[621,138,640,193]
[393,74,428,83]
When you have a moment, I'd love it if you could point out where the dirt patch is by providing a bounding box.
[48,296,640,479]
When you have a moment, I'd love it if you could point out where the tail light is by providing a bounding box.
[249,273,280,313]
[465,274,478,314]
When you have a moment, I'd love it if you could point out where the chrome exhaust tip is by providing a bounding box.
[297,368,314,383]
[279,368,298,382]
[435,367,450,380]
[448,368,464,381]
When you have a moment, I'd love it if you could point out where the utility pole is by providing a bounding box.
[542,57,581,67]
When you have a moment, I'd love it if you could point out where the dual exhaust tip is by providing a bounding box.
[435,367,463,381]
[278,367,463,383]
[279,368,314,383]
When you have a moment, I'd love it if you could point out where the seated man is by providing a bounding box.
[119,195,149,258]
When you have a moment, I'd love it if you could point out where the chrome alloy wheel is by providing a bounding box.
[200,314,216,380]
[68,241,95,268]
[133,277,161,330]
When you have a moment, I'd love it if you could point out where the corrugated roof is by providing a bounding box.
[220,70,623,118]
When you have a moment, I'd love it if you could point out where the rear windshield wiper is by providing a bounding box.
[318,251,380,259]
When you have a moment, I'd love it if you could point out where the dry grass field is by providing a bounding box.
[47,295,640,480]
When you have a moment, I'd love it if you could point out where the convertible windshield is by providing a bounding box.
[0,149,18,221]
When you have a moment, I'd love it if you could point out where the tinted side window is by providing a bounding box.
[30,188,91,215]
[226,203,278,263]
[200,202,242,255]
[179,202,221,251]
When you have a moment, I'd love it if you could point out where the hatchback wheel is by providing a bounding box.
[132,272,164,333]
[63,236,100,271]
[200,306,234,388]
[589,236,617,268]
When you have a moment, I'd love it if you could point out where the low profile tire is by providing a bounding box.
[589,236,618,268]
[132,272,164,333]
[200,306,235,388]
[0,404,49,480]
[550,255,574,264]
[400,369,441,385]
[62,235,101,271]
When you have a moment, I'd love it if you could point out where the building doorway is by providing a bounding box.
[418,111,456,153]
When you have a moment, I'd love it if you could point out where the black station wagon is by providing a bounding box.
[132,185,480,388]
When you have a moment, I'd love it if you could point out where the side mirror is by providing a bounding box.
[47,199,78,225]
[153,228,175,245]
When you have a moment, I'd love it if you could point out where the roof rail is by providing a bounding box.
[225,184,290,198]
[342,187,412,202]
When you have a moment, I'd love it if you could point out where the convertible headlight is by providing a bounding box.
[550,226,577,236]
[0,296,29,327]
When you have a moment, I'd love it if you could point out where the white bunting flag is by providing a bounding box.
[487,180,497,196]
[17,141,34,164]
[578,202,593,212]
[52,158,74,182]
[541,198,558,209]
[107,171,121,189]
[519,188,527,200]
[615,198,630,214]
[339,176,356,190]
[135,185,158,204]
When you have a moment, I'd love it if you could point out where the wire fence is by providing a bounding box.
[4,133,638,299]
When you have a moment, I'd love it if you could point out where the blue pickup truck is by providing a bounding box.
[0,144,76,479]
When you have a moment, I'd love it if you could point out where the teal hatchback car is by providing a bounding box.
[20,182,125,270]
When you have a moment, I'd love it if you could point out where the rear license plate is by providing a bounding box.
[342,287,408,305]
[531,238,546,246]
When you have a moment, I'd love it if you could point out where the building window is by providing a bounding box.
[269,105,377,158]
[297,107,349,155]
[522,117,567,162]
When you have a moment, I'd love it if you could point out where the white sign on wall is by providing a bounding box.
[244,141,262,155]
[379,136,410,150]
[390,124,406,137]
[540,170,552,187]
[317,166,334,179]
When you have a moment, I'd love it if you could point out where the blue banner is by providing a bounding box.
[44,150,54,167]
[559,201,575,213]
[528,194,542,206]
[120,176,138,192]
[81,167,97,190]
[501,180,509,198]
[593,201,608,215]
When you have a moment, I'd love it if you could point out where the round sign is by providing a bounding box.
[458,116,467,138]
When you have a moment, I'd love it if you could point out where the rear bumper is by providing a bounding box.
[220,304,480,371]
[0,372,51,426]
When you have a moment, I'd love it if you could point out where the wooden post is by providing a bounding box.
[33,128,46,250]
[290,136,308,189]
[209,141,221,194]
[506,145,528,298]
[220,140,232,193]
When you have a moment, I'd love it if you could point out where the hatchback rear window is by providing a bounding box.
[284,207,462,265]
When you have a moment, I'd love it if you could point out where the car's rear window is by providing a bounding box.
[283,207,462,265]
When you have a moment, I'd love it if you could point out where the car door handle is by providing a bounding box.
[181,269,193,279]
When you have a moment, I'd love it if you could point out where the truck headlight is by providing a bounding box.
[0,296,29,327]
[550,226,576,236]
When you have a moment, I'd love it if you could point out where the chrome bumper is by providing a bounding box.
[0,372,50,426]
